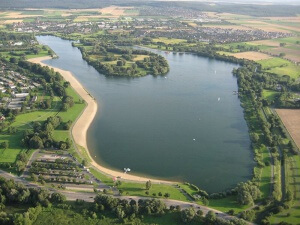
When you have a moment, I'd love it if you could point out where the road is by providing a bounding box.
[0,169,255,224]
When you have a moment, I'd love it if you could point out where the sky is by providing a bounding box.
[158,0,300,4]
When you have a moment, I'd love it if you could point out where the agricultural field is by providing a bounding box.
[258,58,300,79]
[276,109,300,149]
[214,13,300,34]
[219,51,272,61]
[0,7,139,24]
[152,37,187,45]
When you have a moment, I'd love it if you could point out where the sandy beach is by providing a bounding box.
[28,56,174,184]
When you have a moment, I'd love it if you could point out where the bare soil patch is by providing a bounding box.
[99,6,133,16]
[203,24,252,30]
[249,40,281,47]
[229,51,272,61]
[276,109,300,149]
[3,19,23,24]
[265,47,300,63]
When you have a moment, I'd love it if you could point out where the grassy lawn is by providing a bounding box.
[180,183,198,197]
[118,182,190,202]
[258,57,300,79]
[89,167,114,186]
[268,64,300,79]
[57,86,85,122]
[0,95,61,163]
[26,50,50,59]
[262,90,279,102]
[258,58,289,69]
[271,36,300,45]
[269,155,300,224]
[0,132,23,163]
[260,145,271,199]
[152,37,187,45]
[198,196,249,214]
[52,130,70,142]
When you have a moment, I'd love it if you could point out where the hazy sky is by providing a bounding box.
[158,0,300,4]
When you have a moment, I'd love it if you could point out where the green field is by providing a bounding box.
[262,90,279,102]
[0,96,61,163]
[270,155,300,224]
[258,58,289,69]
[118,182,190,202]
[268,64,300,79]
[259,145,272,199]
[90,167,114,186]
[258,58,300,79]
[152,37,187,45]
[271,36,300,45]
[200,196,249,214]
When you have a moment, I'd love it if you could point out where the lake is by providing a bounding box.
[36,35,254,192]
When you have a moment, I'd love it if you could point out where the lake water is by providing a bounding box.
[36,35,254,192]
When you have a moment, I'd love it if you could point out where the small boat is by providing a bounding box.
[218,97,221,101]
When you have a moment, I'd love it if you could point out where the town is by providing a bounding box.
[0,61,40,110]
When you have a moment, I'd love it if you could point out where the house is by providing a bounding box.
[14,93,29,98]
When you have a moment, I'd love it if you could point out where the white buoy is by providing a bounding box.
[218,97,221,101]
[193,139,196,141]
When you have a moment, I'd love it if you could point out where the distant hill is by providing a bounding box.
[0,0,147,9]
[0,0,299,17]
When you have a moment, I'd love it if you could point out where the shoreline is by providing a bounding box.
[28,56,175,184]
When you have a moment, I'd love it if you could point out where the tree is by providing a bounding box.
[228,209,235,215]
[250,133,259,143]
[237,182,261,205]
[202,197,209,206]
[164,193,170,198]
[15,160,25,172]
[279,43,286,47]
[205,211,216,224]
[50,193,66,203]
[117,60,124,66]
[29,135,44,149]
[146,180,152,190]
[279,53,286,57]
[0,141,8,149]
[10,57,17,63]
[116,206,125,221]
[115,180,122,187]
[181,207,196,223]
[31,174,38,182]
[82,159,87,166]
[240,210,255,221]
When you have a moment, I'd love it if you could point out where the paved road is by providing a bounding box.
[0,169,254,225]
